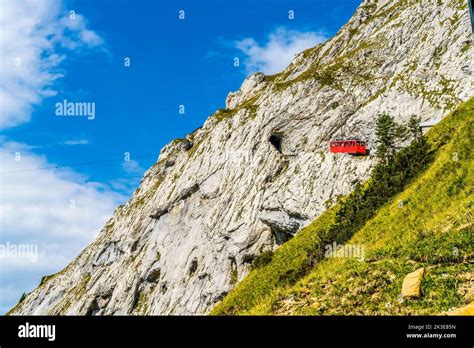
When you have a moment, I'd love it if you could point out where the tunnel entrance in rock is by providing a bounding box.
[269,134,284,153]
[85,299,100,316]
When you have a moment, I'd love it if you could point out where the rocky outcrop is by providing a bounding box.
[226,72,267,109]
[401,267,425,298]
[10,0,473,315]
[445,302,474,315]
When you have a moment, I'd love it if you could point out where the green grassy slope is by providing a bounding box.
[212,98,474,315]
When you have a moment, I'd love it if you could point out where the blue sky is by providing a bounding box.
[0,0,361,314]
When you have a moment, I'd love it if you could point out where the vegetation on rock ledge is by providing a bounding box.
[212,98,474,315]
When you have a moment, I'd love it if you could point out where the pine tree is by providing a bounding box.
[407,114,422,141]
[375,113,394,163]
[375,113,408,164]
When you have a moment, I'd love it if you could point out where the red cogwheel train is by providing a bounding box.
[329,139,367,156]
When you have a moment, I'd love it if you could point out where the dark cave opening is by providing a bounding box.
[269,134,284,153]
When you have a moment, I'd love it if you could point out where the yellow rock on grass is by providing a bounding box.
[445,302,474,316]
[401,267,425,298]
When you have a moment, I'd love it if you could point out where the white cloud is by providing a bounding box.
[59,12,104,48]
[0,0,104,129]
[0,140,126,313]
[235,27,327,75]
[0,0,113,314]
[121,159,145,175]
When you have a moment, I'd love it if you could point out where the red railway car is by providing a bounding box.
[330,139,367,156]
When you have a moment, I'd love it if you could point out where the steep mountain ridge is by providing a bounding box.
[10,0,473,315]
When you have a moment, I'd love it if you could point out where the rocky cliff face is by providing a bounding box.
[11,0,473,315]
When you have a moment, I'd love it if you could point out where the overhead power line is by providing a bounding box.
[0,153,160,174]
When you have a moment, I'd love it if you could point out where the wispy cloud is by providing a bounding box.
[59,13,104,48]
[121,159,145,175]
[235,27,327,75]
[0,0,104,129]
[0,140,125,314]
[0,0,111,314]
